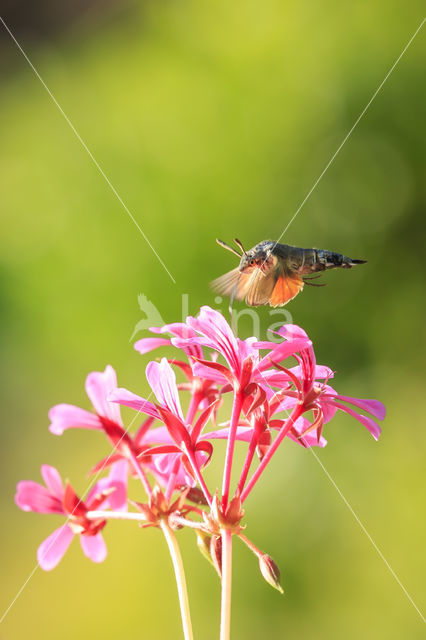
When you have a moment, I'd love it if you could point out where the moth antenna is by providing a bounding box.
[216,238,242,258]
[233,238,247,256]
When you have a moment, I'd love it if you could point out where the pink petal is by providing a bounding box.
[40,465,64,500]
[275,324,309,340]
[85,366,122,425]
[188,306,240,371]
[108,388,159,418]
[157,406,191,448]
[91,461,128,512]
[15,481,63,514]
[48,404,101,435]
[330,401,382,440]
[252,341,279,349]
[134,337,171,354]
[236,337,259,362]
[333,395,386,420]
[257,338,311,372]
[288,430,328,448]
[287,416,328,448]
[143,425,175,444]
[155,322,203,358]
[80,533,107,563]
[150,322,194,337]
[191,361,229,384]
[321,400,338,423]
[153,451,180,474]
[202,426,254,442]
[191,400,219,441]
[192,358,236,385]
[171,336,209,349]
[146,359,183,420]
[258,364,333,382]
[37,525,74,571]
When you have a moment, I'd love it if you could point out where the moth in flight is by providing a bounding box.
[211,238,366,307]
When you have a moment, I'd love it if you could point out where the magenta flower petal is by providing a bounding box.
[151,322,203,358]
[288,430,328,448]
[80,533,107,563]
[321,400,338,424]
[261,366,332,387]
[142,426,175,444]
[48,404,101,435]
[275,324,309,340]
[37,525,74,571]
[108,388,159,419]
[15,481,63,514]
[191,358,236,385]
[256,338,311,372]
[134,337,171,354]
[151,322,196,339]
[330,401,382,440]
[40,465,64,500]
[287,416,328,448]
[172,336,210,350]
[191,361,229,384]
[146,359,184,420]
[85,366,122,425]
[331,395,386,420]
[188,306,241,373]
[202,426,254,442]
[92,461,128,512]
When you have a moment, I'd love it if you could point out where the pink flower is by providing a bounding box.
[261,325,385,442]
[134,320,221,416]
[173,307,309,392]
[49,365,123,435]
[111,359,218,491]
[15,463,127,570]
[88,415,190,490]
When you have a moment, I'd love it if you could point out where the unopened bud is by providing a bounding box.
[186,487,209,505]
[196,531,214,566]
[259,554,284,594]
[225,493,244,526]
[210,535,222,578]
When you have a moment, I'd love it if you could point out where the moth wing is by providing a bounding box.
[269,264,304,307]
[245,269,277,306]
[210,268,251,301]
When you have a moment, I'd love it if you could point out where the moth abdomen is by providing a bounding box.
[314,249,367,271]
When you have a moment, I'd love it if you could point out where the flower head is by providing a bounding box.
[16,463,127,570]
[17,303,386,599]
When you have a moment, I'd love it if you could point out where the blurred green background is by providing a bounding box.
[1,1,425,638]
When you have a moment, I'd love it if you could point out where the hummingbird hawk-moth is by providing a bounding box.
[211,238,366,307]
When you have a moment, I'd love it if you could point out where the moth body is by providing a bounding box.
[212,238,366,307]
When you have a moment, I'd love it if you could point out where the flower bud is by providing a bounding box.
[195,531,214,566]
[185,487,209,505]
[225,493,244,527]
[210,534,222,578]
[259,554,284,594]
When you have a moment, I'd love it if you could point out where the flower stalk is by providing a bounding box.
[160,519,194,640]
[220,528,233,640]
[222,391,244,508]
[240,404,304,503]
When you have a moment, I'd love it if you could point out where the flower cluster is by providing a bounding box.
[16,306,385,592]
